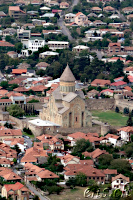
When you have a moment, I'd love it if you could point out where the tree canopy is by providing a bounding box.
[7,104,25,118]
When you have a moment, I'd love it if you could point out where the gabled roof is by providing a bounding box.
[62,92,78,102]
[4,182,28,192]
[60,64,76,82]
[117,126,133,132]
[112,174,129,182]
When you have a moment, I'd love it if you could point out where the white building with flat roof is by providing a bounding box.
[48,41,69,50]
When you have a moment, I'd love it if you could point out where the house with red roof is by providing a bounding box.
[100,89,114,97]
[103,169,117,182]
[117,126,133,142]
[110,81,127,90]
[0,41,14,47]
[64,165,106,184]
[9,6,26,20]
[2,182,30,200]
[24,163,59,183]
[101,134,121,147]
[74,12,88,26]
[108,43,121,54]
[111,174,130,192]
[91,79,111,87]
[124,66,133,77]
[108,57,126,63]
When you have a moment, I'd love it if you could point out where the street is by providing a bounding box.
[57,0,79,41]
[26,184,50,200]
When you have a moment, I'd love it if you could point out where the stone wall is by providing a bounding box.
[85,99,115,111]
[9,115,28,130]
[115,99,133,112]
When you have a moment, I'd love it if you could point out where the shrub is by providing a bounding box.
[28,99,39,103]
[23,127,33,135]
[115,106,119,113]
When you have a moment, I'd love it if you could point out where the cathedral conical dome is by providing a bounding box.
[60,64,76,82]
[60,64,76,93]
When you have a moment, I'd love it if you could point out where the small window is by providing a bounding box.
[76,117,77,122]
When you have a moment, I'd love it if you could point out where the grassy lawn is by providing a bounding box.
[91,110,128,126]
[49,187,88,200]
[22,131,34,139]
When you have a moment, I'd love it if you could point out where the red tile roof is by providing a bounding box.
[112,174,129,182]
[110,81,127,86]
[109,42,121,47]
[0,41,14,47]
[12,69,27,74]
[91,79,111,86]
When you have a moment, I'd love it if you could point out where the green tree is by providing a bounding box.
[0,81,9,89]
[7,104,25,118]
[127,113,133,126]
[123,75,129,83]
[115,106,119,113]
[75,172,87,187]
[109,159,131,175]
[98,154,113,169]
[72,139,93,156]
[15,42,22,53]
[123,107,129,115]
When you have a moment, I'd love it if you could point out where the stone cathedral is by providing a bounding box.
[40,64,92,128]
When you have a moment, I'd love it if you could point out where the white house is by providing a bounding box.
[117,126,133,142]
[48,41,69,50]
[21,37,45,55]
[112,174,129,192]
[124,67,133,76]
[101,134,121,147]
[60,154,80,166]
[39,51,59,58]
[72,45,89,53]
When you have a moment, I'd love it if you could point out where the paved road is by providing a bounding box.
[57,0,79,41]
[26,184,49,200]
[58,17,73,41]
[116,10,126,21]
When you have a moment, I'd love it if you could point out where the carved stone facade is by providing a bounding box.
[40,65,92,128]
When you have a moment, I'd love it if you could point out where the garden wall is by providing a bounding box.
[86,99,115,111]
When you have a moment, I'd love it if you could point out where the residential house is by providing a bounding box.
[122,7,133,14]
[93,20,107,27]
[61,154,80,166]
[24,163,59,183]
[17,29,31,39]
[29,85,48,95]
[36,134,64,151]
[101,134,121,147]
[21,37,45,56]
[100,89,114,97]
[72,45,89,53]
[9,6,26,19]
[87,89,99,98]
[103,169,117,182]
[127,14,133,21]
[117,126,133,142]
[7,51,18,59]
[83,148,109,163]
[124,67,133,76]
[0,11,6,17]
[74,12,88,26]
[39,51,59,58]
[91,7,102,12]
[0,129,22,141]
[65,13,76,23]
[108,57,126,63]
[124,47,133,55]
[2,28,16,36]
[64,165,106,184]
[47,41,69,50]
[114,77,124,82]
[36,62,50,70]
[111,174,129,192]
[108,43,121,54]
[0,99,12,106]
[21,146,48,165]
[103,6,115,12]
[12,69,35,77]
[0,167,21,182]
[2,182,29,200]
[91,79,111,87]
[0,41,14,48]
[60,2,69,8]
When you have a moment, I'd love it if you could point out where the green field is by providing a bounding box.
[91,110,128,126]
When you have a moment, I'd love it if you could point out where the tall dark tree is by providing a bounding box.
[127,113,133,126]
